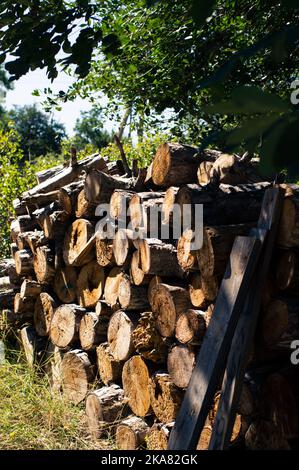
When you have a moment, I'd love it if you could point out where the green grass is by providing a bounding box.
[0,346,113,450]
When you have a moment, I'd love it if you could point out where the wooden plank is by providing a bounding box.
[209,186,285,450]
[168,235,261,450]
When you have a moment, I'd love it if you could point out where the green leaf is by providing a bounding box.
[191,0,216,27]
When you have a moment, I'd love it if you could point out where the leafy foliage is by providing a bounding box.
[73,107,111,150]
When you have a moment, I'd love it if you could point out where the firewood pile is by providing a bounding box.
[0,143,298,450]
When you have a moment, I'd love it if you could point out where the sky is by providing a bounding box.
[5,68,115,136]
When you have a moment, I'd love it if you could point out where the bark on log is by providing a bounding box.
[175,309,207,345]
[130,250,151,286]
[79,312,108,350]
[15,249,34,276]
[42,209,69,240]
[104,267,125,308]
[177,229,199,271]
[63,219,95,266]
[54,266,78,304]
[21,191,60,211]
[0,258,19,285]
[96,236,115,267]
[150,283,192,337]
[19,325,48,368]
[116,416,149,450]
[132,311,168,363]
[147,423,173,450]
[118,275,149,310]
[14,293,36,318]
[77,261,105,308]
[33,246,55,284]
[85,170,135,204]
[189,272,218,309]
[275,250,299,294]
[24,231,47,255]
[149,372,183,423]
[107,310,139,361]
[50,304,86,349]
[122,355,152,417]
[61,349,95,404]
[152,143,199,186]
[129,192,165,231]
[34,292,57,337]
[11,216,39,239]
[85,385,126,440]
[138,238,185,279]
[95,301,113,319]
[167,344,196,389]
[96,342,123,386]
[76,189,97,219]
[59,180,84,215]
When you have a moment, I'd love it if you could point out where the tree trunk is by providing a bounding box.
[19,326,48,368]
[122,355,152,417]
[147,423,173,450]
[189,272,218,309]
[132,311,168,363]
[59,180,84,215]
[275,250,299,294]
[96,237,116,267]
[129,192,165,231]
[197,161,214,185]
[33,246,55,284]
[34,292,57,337]
[118,274,149,310]
[96,342,123,386]
[50,304,86,349]
[61,349,95,404]
[76,189,97,219]
[79,312,108,350]
[54,266,78,304]
[63,219,95,266]
[110,189,135,221]
[198,224,252,278]
[177,229,199,272]
[77,261,105,308]
[167,344,196,389]
[162,186,180,226]
[175,309,208,345]
[149,372,183,423]
[14,293,36,318]
[116,416,149,450]
[152,143,199,186]
[138,238,185,279]
[130,250,151,286]
[150,283,192,337]
[85,385,126,440]
[85,170,135,204]
[107,310,139,361]
[15,249,34,276]
[104,267,125,308]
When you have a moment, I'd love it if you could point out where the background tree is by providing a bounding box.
[7,105,66,160]
[0,66,13,119]
[73,107,111,151]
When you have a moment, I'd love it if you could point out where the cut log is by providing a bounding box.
[24,231,47,255]
[59,180,84,215]
[0,289,15,309]
[76,189,97,219]
[175,309,207,345]
[33,246,55,284]
[110,189,135,221]
[138,238,185,279]
[0,258,19,285]
[149,373,183,423]
[129,192,165,231]
[63,219,95,266]
[96,236,115,267]
[50,304,86,349]
[34,292,57,337]
[42,209,69,240]
[22,190,60,211]
[95,301,113,319]
[150,283,192,338]
[113,229,135,267]
[210,153,262,185]
[23,154,108,197]
[132,311,168,363]
[15,249,34,276]
[11,243,18,259]
[147,423,173,450]
[77,261,105,308]
[85,170,135,204]
[79,312,108,350]
[167,344,196,389]
[96,342,123,386]
[189,272,218,309]
[118,275,149,310]
[162,187,180,227]
[85,385,126,439]
[177,229,199,272]
[107,310,139,361]
[54,266,78,304]
[122,355,152,417]
[45,342,63,393]
[11,215,39,237]
[275,250,299,294]
[14,293,35,318]
[197,224,252,278]
[152,143,198,186]
[104,267,125,308]
[277,186,299,248]
[61,349,95,404]
[245,420,289,450]
[36,164,64,183]
[197,161,214,185]
[20,325,48,368]
[116,416,149,450]
[130,250,152,287]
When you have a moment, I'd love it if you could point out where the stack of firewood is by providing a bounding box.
[0,143,298,450]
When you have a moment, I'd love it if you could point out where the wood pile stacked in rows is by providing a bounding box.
[0,143,298,450]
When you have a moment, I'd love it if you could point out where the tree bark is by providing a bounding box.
[107,310,139,361]
[54,266,78,304]
[59,180,84,215]
[122,355,152,417]
[118,274,149,310]
[147,423,174,450]
[33,246,55,284]
[61,349,95,404]
[116,416,149,450]
[34,292,57,337]
[149,372,183,423]
[77,261,105,308]
[14,293,36,318]
[95,301,113,318]
[79,312,108,350]
[15,249,34,276]
[96,342,123,386]
[50,304,86,349]
[132,311,168,363]
[0,258,19,285]
[152,143,199,186]
[138,238,185,279]
[85,170,136,204]
[167,344,196,389]
[129,192,165,231]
